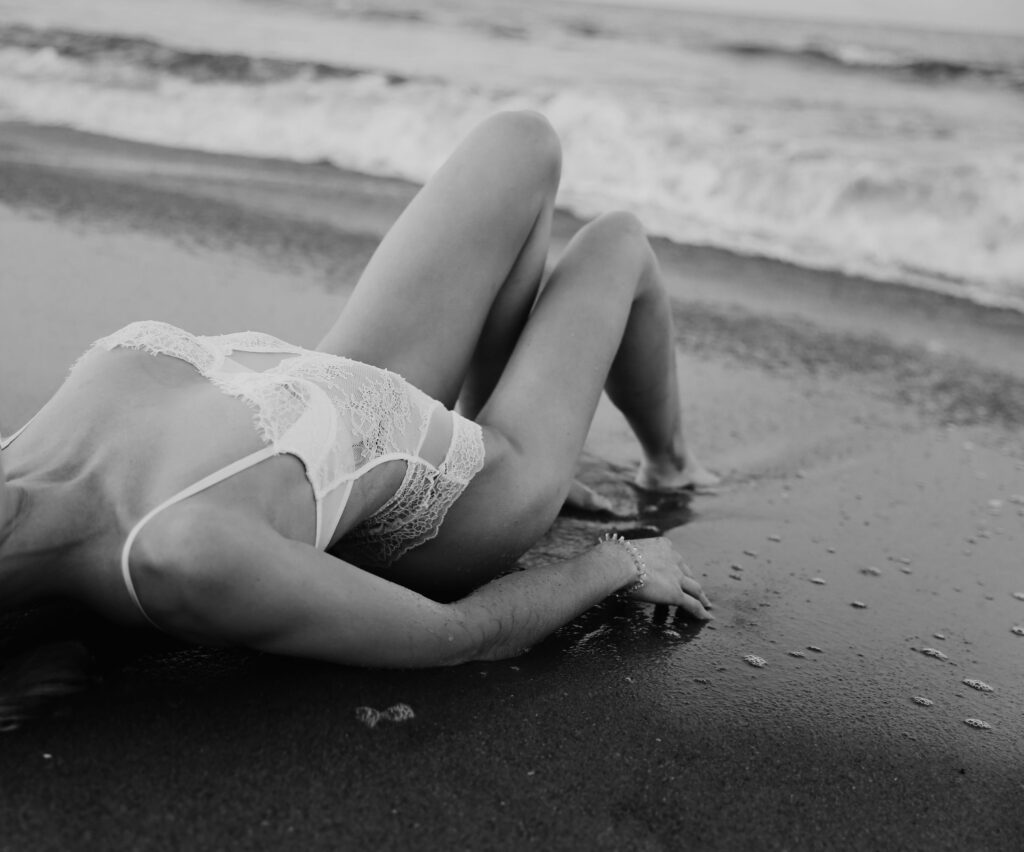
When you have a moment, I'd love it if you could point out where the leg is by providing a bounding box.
[387,212,712,598]
[483,211,713,500]
[317,111,558,409]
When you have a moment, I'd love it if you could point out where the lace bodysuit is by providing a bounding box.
[0,321,486,626]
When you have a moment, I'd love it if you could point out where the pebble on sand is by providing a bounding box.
[1011,626,1024,637]
[860,566,882,576]
[807,645,824,653]
[963,678,993,693]
[809,577,826,585]
[743,654,767,668]
[919,647,949,661]
[911,697,933,706]
[850,600,868,609]
[1014,592,1024,601]
[788,650,806,658]
[963,718,992,730]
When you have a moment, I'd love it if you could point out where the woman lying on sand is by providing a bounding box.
[0,111,715,669]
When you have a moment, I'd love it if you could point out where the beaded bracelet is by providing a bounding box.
[598,532,648,594]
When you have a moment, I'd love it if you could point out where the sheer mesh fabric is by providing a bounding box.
[92,321,485,565]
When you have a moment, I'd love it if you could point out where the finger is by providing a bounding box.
[565,480,624,515]
[677,560,709,605]
[680,575,712,609]
[677,592,714,621]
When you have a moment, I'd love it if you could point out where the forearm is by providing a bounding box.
[452,540,638,663]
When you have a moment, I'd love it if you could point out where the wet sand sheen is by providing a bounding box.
[1,123,1022,850]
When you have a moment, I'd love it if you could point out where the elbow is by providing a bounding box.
[428,606,502,666]
[443,607,529,665]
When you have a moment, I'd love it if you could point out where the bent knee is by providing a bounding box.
[588,210,650,251]
[482,110,562,187]
[574,210,656,278]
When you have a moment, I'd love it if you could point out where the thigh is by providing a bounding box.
[379,214,653,598]
[317,111,560,406]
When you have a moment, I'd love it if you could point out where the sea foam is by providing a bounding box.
[1,11,1022,310]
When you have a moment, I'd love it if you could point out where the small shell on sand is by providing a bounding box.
[920,647,949,661]
[810,577,826,585]
[743,654,767,668]
[850,601,868,609]
[355,707,381,728]
[963,678,993,693]
[355,703,415,728]
[911,696,933,706]
[963,718,992,730]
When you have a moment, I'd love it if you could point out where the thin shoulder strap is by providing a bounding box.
[121,445,279,629]
[0,413,40,450]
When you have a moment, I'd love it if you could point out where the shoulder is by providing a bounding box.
[129,502,281,642]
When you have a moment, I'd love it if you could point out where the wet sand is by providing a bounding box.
[1,123,1023,850]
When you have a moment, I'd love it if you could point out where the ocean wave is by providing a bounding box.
[0,24,414,86]
[1,25,1021,311]
[719,38,1024,89]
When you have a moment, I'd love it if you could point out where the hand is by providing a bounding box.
[625,537,713,620]
[564,479,631,517]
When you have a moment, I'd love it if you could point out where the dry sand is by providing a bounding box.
[1,123,1023,850]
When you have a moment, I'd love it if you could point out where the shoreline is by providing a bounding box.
[1,120,1023,851]
[7,120,1024,345]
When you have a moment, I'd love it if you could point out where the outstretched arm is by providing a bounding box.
[136,510,710,668]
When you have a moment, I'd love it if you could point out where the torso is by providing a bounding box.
[3,346,408,623]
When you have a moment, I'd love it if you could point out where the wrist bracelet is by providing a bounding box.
[598,532,648,594]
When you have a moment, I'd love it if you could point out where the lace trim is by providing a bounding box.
[344,416,485,568]
[87,321,486,565]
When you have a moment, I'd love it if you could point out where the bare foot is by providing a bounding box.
[634,451,721,493]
